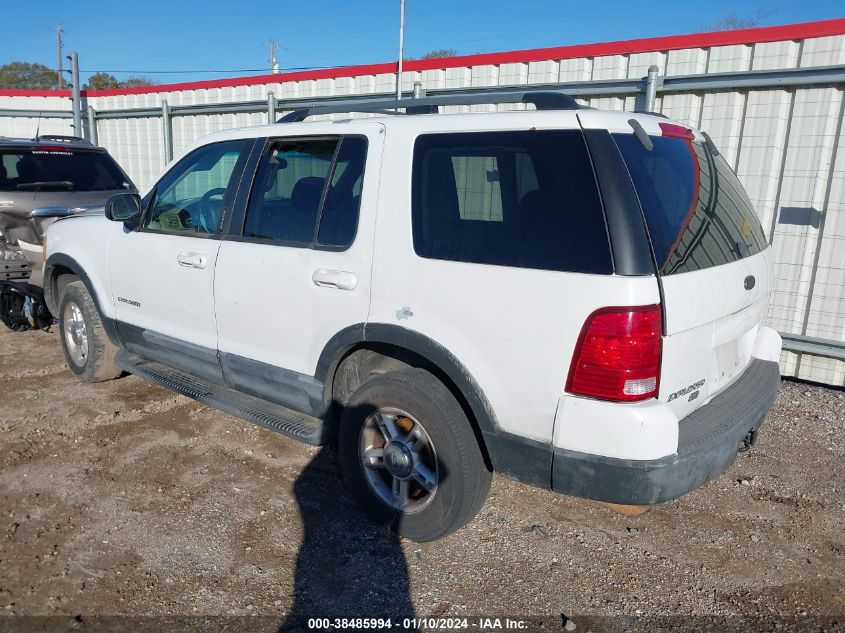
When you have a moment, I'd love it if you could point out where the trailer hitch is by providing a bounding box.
[738,427,759,453]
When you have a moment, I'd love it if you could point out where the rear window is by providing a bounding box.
[412,130,612,274]
[0,148,131,192]
[613,133,767,275]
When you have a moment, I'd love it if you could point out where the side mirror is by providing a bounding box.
[105,193,142,224]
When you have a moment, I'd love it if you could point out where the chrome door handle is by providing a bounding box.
[177,252,208,269]
[312,269,357,291]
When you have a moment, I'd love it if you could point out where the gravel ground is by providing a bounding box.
[0,327,843,632]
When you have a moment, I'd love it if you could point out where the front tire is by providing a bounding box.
[58,280,121,383]
[339,368,492,542]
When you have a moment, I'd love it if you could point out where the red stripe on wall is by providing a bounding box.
[2,18,843,99]
[0,89,73,97]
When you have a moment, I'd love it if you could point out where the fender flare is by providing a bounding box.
[43,253,122,345]
[314,323,555,486]
[315,323,499,437]
[316,323,554,485]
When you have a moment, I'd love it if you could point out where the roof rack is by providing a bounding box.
[277,90,581,123]
[632,110,668,118]
[35,134,93,146]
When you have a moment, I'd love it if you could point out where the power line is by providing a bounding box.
[84,68,269,74]
[77,65,352,74]
[0,62,378,77]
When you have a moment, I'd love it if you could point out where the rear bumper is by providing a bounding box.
[550,359,781,505]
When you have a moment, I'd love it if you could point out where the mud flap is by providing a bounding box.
[0,282,54,331]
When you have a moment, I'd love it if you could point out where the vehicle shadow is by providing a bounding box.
[276,446,416,632]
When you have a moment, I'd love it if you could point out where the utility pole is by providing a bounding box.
[396,0,405,100]
[269,39,280,74]
[52,21,65,89]
[68,52,81,134]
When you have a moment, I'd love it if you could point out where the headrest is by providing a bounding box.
[16,156,39,181]
[291,176,325,214]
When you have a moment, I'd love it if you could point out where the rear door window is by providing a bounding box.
[613,133,767,275]
[412,130,611,274]
[0,148,131,192]
[244,139,338,244]
[317,137,367,248]
[243,136,366,249]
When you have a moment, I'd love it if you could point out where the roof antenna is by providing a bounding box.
[34,111,43,140]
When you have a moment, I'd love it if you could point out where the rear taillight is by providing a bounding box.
[566,305,662,402]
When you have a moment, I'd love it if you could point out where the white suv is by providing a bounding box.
[43,91,782,542]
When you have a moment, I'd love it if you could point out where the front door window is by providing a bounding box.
[145,140,249,235]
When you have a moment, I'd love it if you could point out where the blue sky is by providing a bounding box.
[2,0,842,86]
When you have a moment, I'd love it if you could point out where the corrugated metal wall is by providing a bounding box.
[1,27,844,385]
[0,95,74,136]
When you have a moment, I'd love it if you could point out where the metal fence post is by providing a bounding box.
[87,106,98,146]
[267,91,276,123]
[70,52,82,135]
[161,100,173,164]
[644,65,660,113]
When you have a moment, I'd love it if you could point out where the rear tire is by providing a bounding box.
[339,368,491,542]
[58,280,121,383]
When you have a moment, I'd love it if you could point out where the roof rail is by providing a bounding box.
[35,134,93,146]
[277,90,582,123]
[632,110,668,118]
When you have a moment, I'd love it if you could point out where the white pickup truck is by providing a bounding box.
[43,91,782,541]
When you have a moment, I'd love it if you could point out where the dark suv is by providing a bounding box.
[0,135,134,329]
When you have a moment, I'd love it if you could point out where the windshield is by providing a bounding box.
[0,148,132,192]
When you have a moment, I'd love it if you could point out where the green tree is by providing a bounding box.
[420,49,458,60]
[0,62,160,91]
[84,72,121,90]
[406,49,459,61]
[83,74,157,90]
[707,10,774,31]
[120,76,157,88]
[0,61,57,89]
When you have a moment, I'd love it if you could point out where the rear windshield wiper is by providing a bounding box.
[16,181,74,191]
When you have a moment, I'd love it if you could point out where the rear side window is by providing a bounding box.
[412,130,611,274]
[613,134,767,275]
[0,148,131,192]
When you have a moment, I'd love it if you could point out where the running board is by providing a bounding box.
[115,352,332,446]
